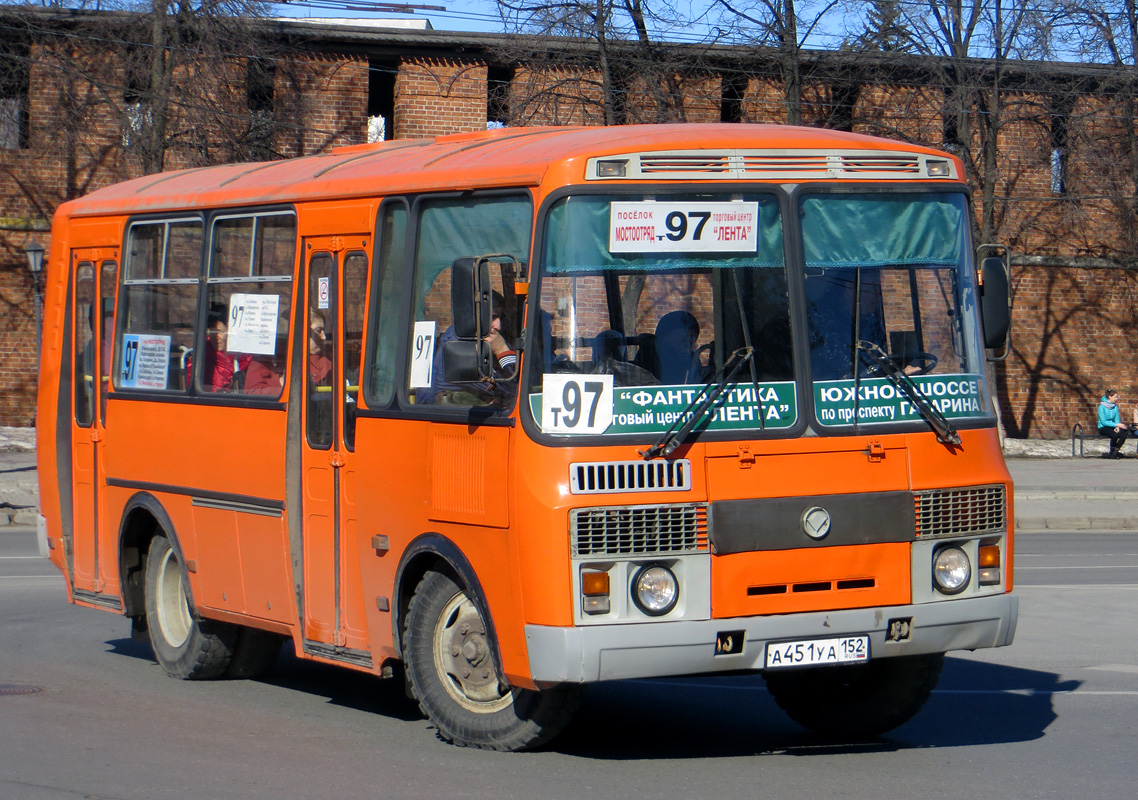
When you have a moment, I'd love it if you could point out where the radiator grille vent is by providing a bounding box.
[914,485,1007,538]
[570,459,691,494]
[571,504,708,558]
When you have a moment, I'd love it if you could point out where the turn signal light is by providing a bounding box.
[582,570,611,615]
[978,545,1000,567]
[978,544,1001,585]
[582,571,610,596]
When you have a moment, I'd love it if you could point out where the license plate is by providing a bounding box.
[764,635,869,669]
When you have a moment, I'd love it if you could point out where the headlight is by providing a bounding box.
[933,546,972,594]
[631,564,679,616]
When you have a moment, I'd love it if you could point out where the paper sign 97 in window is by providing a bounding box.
[541,374,614,434]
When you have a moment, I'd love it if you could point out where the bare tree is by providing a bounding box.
[1052,0,1138,263]
[496,0,721,125]
[714,0,841,125]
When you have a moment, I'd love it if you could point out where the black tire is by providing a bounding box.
[764,653,945,737]
[402,569,582,751]
[143,536,236,680]
[225,628,283,679]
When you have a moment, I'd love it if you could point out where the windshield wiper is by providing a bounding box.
[640,347,754,460]
[857,340,961,446]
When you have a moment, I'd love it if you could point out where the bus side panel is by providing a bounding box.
[102,400,294,626]
[352,417,530,681]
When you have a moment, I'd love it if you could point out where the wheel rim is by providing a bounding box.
[154,547,192,648]
[432,591,513,714]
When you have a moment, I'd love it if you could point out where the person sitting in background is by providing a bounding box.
[244,355,285,396]
[1098,389,1130,458]
[651,310,706,385]
[308,311,332,385]
[188,312,251,392]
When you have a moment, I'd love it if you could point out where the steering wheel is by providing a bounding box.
[861,351,938,378]
[902,352,938,376]
[594,358,659,387]
[695,342,715,364]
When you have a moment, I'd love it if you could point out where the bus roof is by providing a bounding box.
[59,123,954,218]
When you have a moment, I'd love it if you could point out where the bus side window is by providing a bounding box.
[366,201,407,408]
[343,251,368,448]
[205,212,296,397]
[74,262,95,426]
[406,194,532,409]
[118,219,202,394]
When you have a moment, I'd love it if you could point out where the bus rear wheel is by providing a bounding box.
[402,569,582,751]
[764,652,944,738]
[144,536,235,680]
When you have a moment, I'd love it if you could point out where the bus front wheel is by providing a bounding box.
[764,652,944,737]
[402,569,582,751]
[143,536,235,680]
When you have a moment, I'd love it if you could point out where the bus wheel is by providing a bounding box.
[403,569,582,751]
[143,536,235,680]
[764,653,944,738]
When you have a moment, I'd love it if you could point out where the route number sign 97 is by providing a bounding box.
[609,201,759,253]
[541,374,614,434]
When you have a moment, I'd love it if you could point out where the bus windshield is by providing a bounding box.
[803,192,990,431]
[528,189,990,439]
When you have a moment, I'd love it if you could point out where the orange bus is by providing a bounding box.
[36,123,1016,750]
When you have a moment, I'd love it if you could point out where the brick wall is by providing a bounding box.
[510,66,606,126]
[394,59,487,139]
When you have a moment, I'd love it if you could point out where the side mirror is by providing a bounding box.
[442,339,493,383]
[980,255,1010,350]
[451,257,492,340]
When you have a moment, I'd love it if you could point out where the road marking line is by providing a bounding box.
[1017,583,1138,589]
[936,689,1138,697]
[1016,554,1138,558]
[1017,565,1138,570]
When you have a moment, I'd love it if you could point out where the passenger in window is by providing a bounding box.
[246,311,290,397]
[244,356,285,396]
[418,294,517,408]
[190,312,251,392]
[309,311,332,385]
[650,310,706,385]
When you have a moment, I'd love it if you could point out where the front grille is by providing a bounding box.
[914,485,1007,538]
[570,459,691,494]
[571,504,708,557]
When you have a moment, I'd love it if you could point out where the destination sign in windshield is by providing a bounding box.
[609,202,760,253]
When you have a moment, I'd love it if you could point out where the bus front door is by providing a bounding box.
[68,251,118,600]
[299,241,371,659]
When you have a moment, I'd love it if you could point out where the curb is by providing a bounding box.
[1016,517,1138,532]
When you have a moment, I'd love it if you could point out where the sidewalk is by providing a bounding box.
[2,426,1135,530]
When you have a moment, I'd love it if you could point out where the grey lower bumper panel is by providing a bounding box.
[526,593,1018,684]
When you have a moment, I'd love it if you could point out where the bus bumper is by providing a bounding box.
[524,592,1017,684]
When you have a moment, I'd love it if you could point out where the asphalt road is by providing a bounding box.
[2,528,1136,800]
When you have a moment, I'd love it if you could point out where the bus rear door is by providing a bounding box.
[68,250,118,601]
[299,238,371,659]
